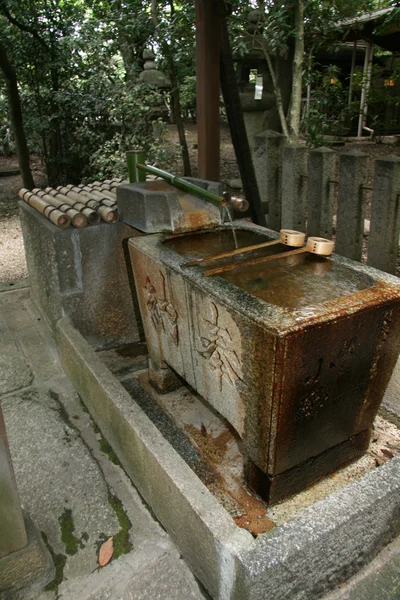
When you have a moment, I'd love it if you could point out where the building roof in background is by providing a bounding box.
[336,7,400,51]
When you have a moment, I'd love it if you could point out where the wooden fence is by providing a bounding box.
[253,130,400,275]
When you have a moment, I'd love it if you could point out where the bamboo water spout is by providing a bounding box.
[19,189,71,229]
[136,163,249,212]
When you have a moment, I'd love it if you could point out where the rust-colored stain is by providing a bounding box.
[129,228,400,504]
[187,424,275,535]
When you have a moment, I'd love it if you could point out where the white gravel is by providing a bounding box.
[0,216,27,282]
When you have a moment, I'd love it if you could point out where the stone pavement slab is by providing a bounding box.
[323,536,400,600]
[0,289,206,600]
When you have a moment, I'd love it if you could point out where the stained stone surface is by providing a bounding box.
[0,353,33,395]
[0,290,205,600]
[19,201,142,350]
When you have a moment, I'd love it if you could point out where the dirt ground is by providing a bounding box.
[1,123,400,283]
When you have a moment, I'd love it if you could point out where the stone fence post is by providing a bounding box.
[0,402,27,559]
[253,130,286,229]
[335,150,369,262]
[281,145,308,232]
[307,147,336,238]
[368,155,400,274]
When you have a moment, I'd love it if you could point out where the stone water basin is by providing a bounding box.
[165,228,374,311]
[129,222,400,503]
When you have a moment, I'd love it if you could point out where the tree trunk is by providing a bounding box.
[0,41,34,189]
[167,54,191,176]
[287,0,304,143]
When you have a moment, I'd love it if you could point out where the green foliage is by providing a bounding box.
[302,64,349,146]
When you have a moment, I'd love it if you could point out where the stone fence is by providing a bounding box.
[253,130,400,275]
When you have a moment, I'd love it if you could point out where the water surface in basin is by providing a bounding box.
[219,253,374,310]
[165,228,286,262]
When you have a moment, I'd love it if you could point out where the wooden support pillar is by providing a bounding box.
[196,0,221,181]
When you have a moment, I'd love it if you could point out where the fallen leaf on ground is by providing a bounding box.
[99,536,114,567]
[381,448,394,459]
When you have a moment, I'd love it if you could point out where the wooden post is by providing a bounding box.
[348,40,357,106]
[196,0,221,181]
[220,17,266,227]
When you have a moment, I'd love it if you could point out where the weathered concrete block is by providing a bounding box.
[383,354,400,428]
[233,458,400,600]
[281,144,308,232]
[19,201,142,350]
[0,353,33,396]
[307,146,336,238]
[117,178,223,234]
[0,404,27,559]
[335,150,368,262]
[252,130,286,227]
[56,317,252,600]
[57,315,400,600]
[368,155,400,274]
[0,513,54,596]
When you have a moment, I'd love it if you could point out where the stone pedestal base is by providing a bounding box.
[148,360,182,394]
[245,428,371,505]
[0,513,54,598]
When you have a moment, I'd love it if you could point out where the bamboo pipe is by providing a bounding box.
[45,188,100,225]
[61,186,118,223]
[19,189,71,229]
[81,183,117,201]
[32,189,87,228]
[204,237,334,277]
[137,163,226,208]
[75,185,116,206]
[184,229,305,267]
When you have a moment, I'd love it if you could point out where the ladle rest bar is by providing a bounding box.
[128,222,400,504]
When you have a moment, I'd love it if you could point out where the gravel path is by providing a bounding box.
[0,216,27,282]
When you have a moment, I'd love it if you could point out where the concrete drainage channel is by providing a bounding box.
[57,316,400,600]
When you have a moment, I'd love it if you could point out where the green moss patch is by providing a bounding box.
[58,509,83,555]
[108,492,133,559]
[41,532,67,593]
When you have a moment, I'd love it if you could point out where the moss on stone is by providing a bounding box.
[99,435,121,467]
[58,509,82,555]
[108,492,133,559]
[41,531,67,593]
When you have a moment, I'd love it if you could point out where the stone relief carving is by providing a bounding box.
[199,301,243,391]
[143,272,179,345]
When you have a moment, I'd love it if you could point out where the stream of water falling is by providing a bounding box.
[224,206,238,249]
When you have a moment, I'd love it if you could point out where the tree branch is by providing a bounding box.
[0,5,49,51]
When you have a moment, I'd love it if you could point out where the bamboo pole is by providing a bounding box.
[58,186,118,224]
[19,189,71,229]
[74,185,116,206]
[80,183,117,201]
[45,188,100,225]
[32,189,87,228]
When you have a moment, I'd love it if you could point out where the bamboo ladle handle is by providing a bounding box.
[184,229,306,267]
[204,237,334,277]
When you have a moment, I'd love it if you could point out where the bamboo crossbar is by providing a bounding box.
[19,189,71,229]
